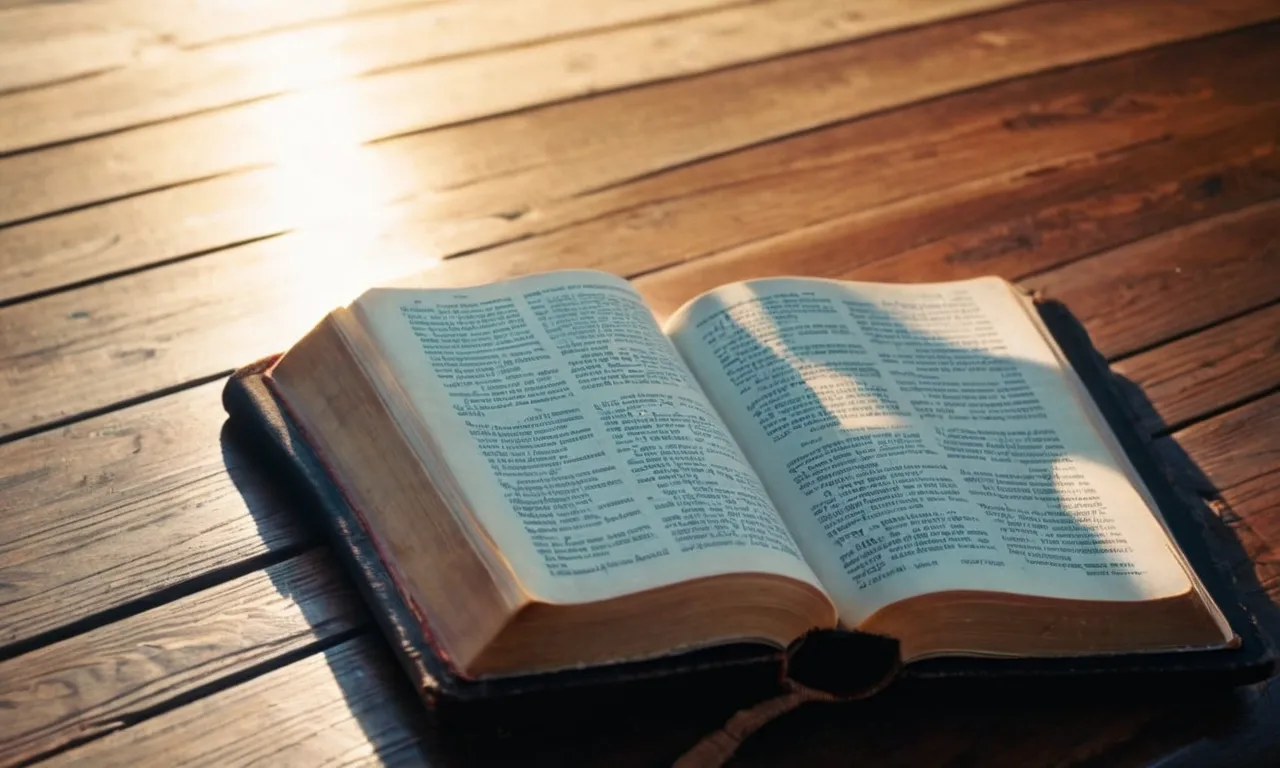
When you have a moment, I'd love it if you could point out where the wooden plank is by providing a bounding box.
[633,109,1280,320]
[0,0,429,58]
[0,0,441,92]
[0,0,1024,156]
[35,636,429,768]
[324,24,1280,275]
[1206,466,1280,605]
[0,550,365,767]
[0,0,763,94]
[0,0,419,92]
[3,101,1279,439]
[3,0,1275,226]
[1022,199,1280,359]
[0,380,308,650]
[1155,392,1280,657]
[1162,392,1280,496]
[1113,302,1280,434]
[0,0,745,144]
[1215,469,1280,600]
[1224,470,1280,547]
[0,235,432,438]
[0,169,297,304]
[7,15,1278,303]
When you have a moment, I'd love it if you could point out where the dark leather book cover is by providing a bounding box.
[220,297,1274,714]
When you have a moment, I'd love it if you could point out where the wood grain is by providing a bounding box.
[0,380,308,650]
[1164,392,1280,496]
[374,28,1280,280]
[0,550,365,766]
[634,110,1280,320]
[36,636,428,768]
[1223,470,1280,555]
[7,17,1278,303]
[3,0,1275,226]
[0,0,750,148]
[0,0,433,91]
[1114,302,1280,434]
[4,104,1278,440]
[1022,199,1280,359]
[0,233,434,438]
[1157,392,1280,679]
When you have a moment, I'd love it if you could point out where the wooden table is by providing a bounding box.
[2,1,1278,765]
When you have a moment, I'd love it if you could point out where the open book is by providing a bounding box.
[266,271,1235,679]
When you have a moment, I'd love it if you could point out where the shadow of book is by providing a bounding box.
[220,424,432,763]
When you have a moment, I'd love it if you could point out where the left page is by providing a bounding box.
[351,270,826,607]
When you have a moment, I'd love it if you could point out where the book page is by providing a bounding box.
[351,270,825,606]
[666,276,1192,625]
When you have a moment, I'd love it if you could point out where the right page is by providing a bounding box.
[666,276,1195,626]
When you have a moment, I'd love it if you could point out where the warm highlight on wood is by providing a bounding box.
[1,0,1277,765]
